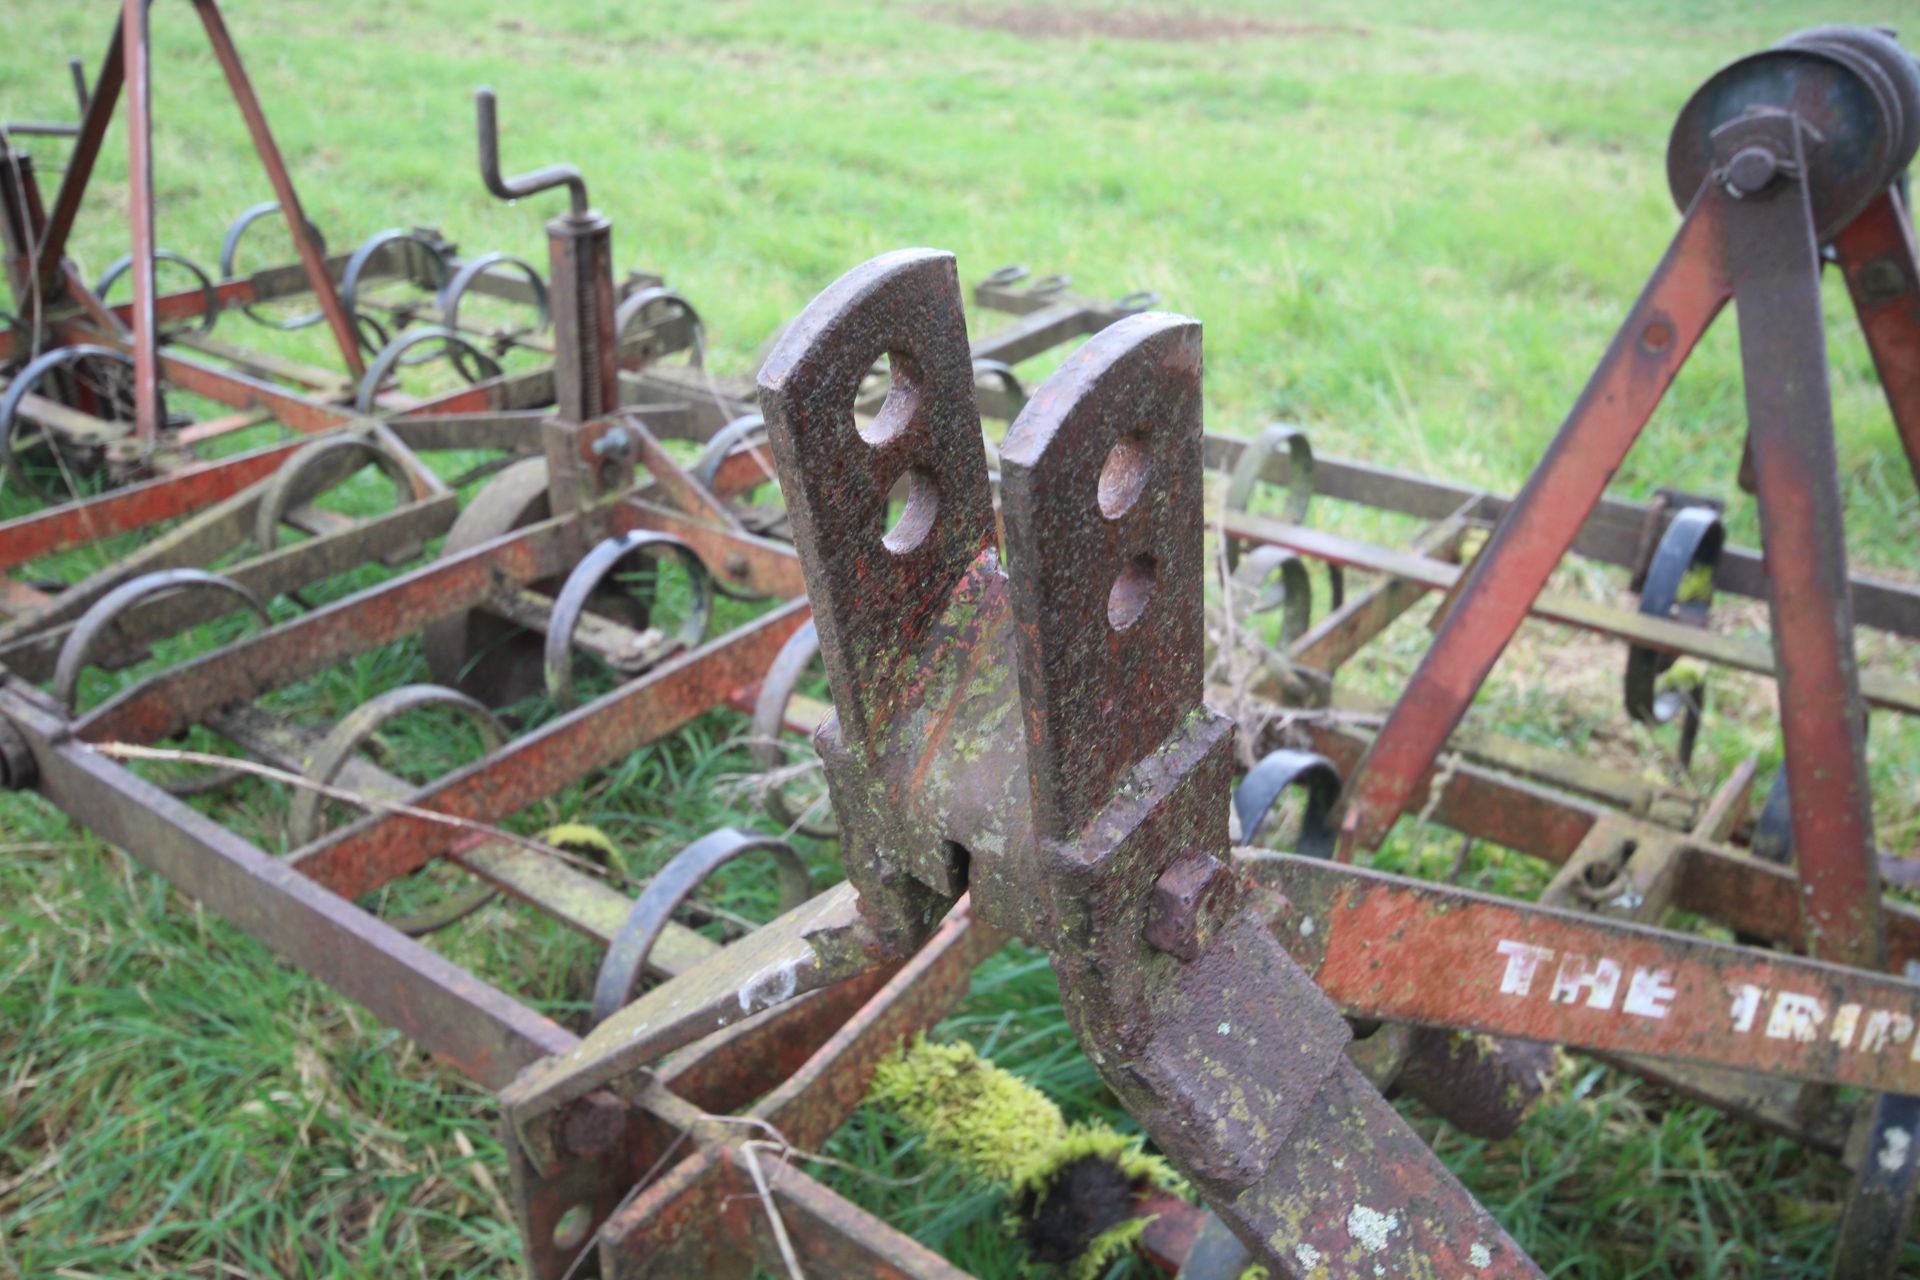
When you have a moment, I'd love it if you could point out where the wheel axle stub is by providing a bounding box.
[219,200,329,330]
[1233,748,1342,859]
[1624,505,1722,767]
[286,683,505,935]
[749,619,837,840]
[95,248,220,335]
[542,530,714,712]
[588,826,811,1028]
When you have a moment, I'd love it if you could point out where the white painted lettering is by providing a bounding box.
[1621,966,1678,1019]
[1765,992,1827,1043]
[1831,1003,1862,1050]
[1495,940,1554,996]
[1861,1010,1915,1054]
[1550,954,1622,1010]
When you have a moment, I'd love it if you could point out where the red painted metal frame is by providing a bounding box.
[1336,189,1734,856]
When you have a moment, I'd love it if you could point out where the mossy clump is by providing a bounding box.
[867,1035,1188,1279]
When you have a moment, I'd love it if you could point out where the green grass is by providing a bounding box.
[6,0,1920,1276]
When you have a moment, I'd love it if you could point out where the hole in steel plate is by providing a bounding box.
[883,468,939,555]
[858,351,919,446]
[1097,435,1150,520]
[1107,554,1156,630]
[552,1203,593,1251]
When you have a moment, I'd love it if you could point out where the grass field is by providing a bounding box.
[5,0,1920,1276]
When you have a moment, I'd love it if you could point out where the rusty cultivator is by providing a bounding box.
[8,13,1920,1279]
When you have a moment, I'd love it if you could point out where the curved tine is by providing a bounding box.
[589,827,812,1028]
[474,87,588,218]
[354,327,502,412]
[94,249,220,334]
[1223,423,1313,570]
[757,248,995,753]
[691,412,767,489]
[1228,544,1313,642]
[1624,505,1723,725]
[253,435,417,553]
[53,569,269,713]
[2,344,137,502]
[1753,768,1795,866]
[999,310,1206,838]
[222,202,329,330]
[286,683,506,849]
[749,618,838,839]
[1233,748,1342,860]
[543,531,713,711]
[615,286,703,367]
[340,229,451,322]
[970,357,1026,415]
[439,252,551,335]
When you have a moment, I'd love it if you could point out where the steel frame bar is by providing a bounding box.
[1725,132,1881,971]
[1834,188,1920,498]
[120,0,161,440]
[188,0,363,374]
[1258,852,1920,1094]
[1336,190,1734,853]
[32,16,126,297]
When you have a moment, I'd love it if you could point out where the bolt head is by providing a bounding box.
[559,1090,627,1158]
[1145,851,1237,962]
[1861,257,1908,306]
[1723,146,1781,198]
[591,426,632,457]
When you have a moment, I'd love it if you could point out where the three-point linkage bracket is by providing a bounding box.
[755,248,1538,1277]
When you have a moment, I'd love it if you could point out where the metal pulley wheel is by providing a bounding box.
[1668,25,1920,240]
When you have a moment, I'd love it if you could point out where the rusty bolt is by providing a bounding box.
[558,1089,627,1158]
[1722,146,1781,198]
[725,551,750,579]
[1860,257,1908,306]
[1145,851,1237,962]
[591,426,632,458]
[0,718,34,790]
